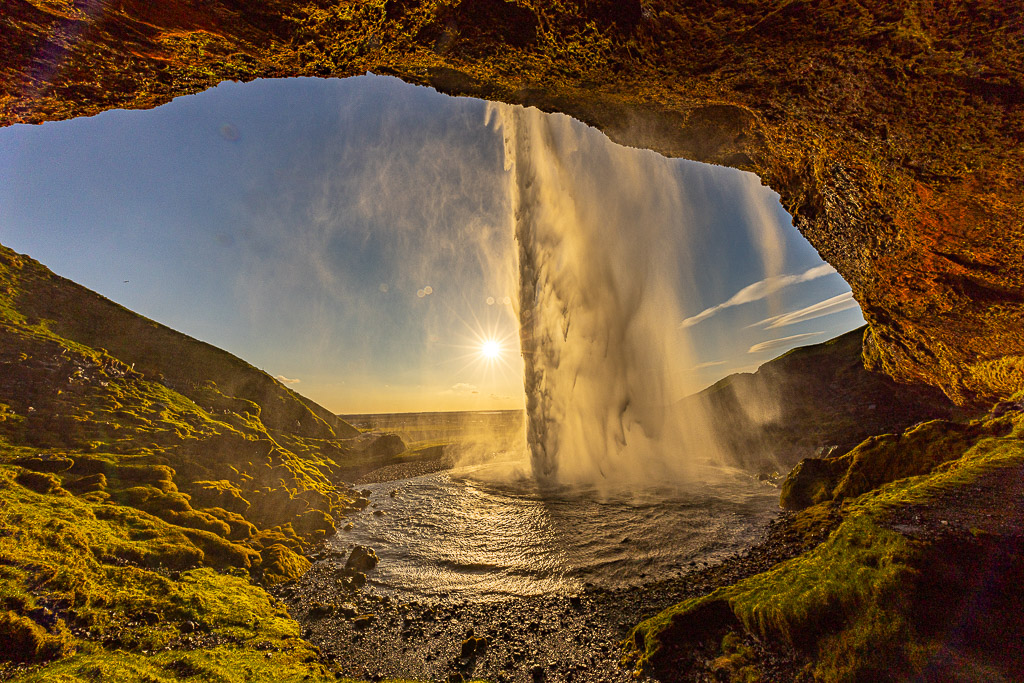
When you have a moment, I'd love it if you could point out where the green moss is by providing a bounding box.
[0,610,71,663]
[709,631,760,681]
[63,473,106,494]
[832,418,1009,500]
[780,415,1012,509]
[731,516,917,651]
[258,544,311,586]
[180,529,260,570]
[14,470,65,495]
[203,507,257,541]
[627,412,1024,682]
[185,480,251,514]
[0,461,336,680]
[7,645,334,683]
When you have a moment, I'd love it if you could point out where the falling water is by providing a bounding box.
[488,104,736,488]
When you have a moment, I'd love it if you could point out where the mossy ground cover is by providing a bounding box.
[624,409,1024,682]
[0,458,338,682]
[0,244,427,679]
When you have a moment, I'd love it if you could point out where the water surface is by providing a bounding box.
[330,460,779,602]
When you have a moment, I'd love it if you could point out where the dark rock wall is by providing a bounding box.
[3,0,1022,404]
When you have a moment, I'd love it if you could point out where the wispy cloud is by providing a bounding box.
[443,382,479,395]
[747,332,824,354]
[679,263,837,329]
[691,360,727,370]
[275,374,301,384]
[750,291,860,329]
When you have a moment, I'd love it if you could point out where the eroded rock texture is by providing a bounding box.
[3,0,1022,404]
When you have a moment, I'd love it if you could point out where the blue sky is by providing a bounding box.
[0,75,864,413]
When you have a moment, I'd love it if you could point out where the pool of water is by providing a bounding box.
[329,458,779,602]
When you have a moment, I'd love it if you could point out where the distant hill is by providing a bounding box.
[688,327,959,472]
[0,245,356,441]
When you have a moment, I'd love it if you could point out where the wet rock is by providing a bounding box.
[138,610,159,626]
[13,455,74,473]
[309,603,333,618]
[345,545,379,573]
[460,636,488,659]
[26,607,56,628]
[779,457,843,510]
[990,399,1024,417]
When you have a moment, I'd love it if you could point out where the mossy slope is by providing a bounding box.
[0,243,397,680]
[625,407,1024,682]
[1,244,356,441]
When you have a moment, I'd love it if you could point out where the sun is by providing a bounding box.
[480,339,502,359]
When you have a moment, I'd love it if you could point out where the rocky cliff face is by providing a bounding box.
[692,327,957,471]
[3,0,1022,404]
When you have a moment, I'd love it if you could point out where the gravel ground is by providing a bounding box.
[881,461,1024,541]
[353,456,456,486]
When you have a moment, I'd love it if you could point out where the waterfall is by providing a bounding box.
[488,103,730,487]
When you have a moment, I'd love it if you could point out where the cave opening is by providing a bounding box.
[3,3,1022,679]
[0,74,865,419]
[0,72,876,600]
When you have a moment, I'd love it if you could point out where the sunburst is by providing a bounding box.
[480,339,502,360]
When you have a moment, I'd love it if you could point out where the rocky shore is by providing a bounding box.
[280,485,841,683]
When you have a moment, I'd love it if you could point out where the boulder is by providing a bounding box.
[779,458,843,511]
[345,545,379,573]
[348,572,367,590]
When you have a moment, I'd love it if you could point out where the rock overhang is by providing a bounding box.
[3,0,1021,405]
